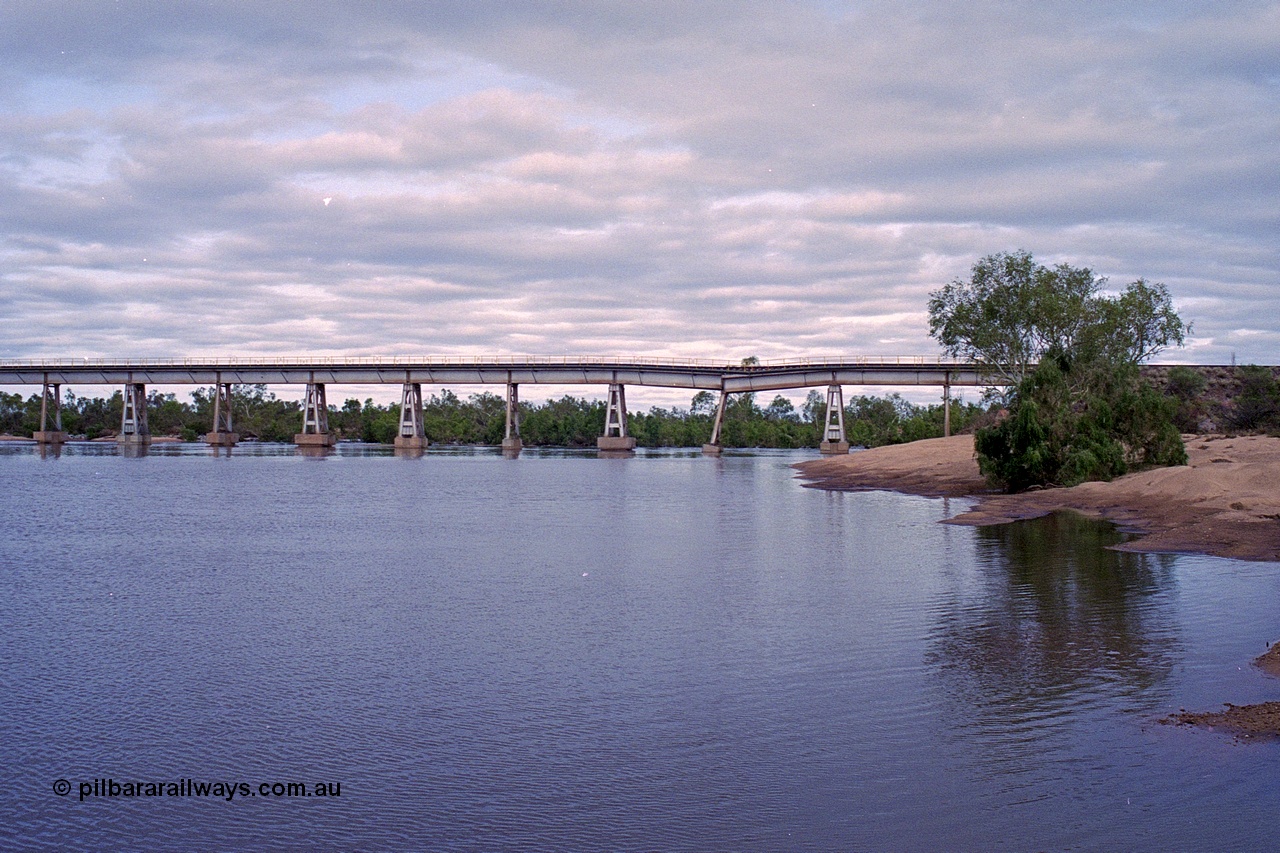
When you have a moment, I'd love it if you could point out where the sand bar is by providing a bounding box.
[795,433,1280,563]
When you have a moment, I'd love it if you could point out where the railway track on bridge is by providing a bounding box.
[0,355,999,454]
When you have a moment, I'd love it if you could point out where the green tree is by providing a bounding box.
[929,251,1188,394]
[764,395,798,422]
[932,251,1190,491]
[690,391,716,417]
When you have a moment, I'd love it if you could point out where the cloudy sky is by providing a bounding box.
[2,1,1277,383]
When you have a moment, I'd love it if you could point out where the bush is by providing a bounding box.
[1165,366,1207,433]
[1229,366,1280,432]
[975,358,1186,492]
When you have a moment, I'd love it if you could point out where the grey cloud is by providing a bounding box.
[0,0,1276,376]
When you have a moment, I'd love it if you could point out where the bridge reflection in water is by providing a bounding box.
[0,355,985,455]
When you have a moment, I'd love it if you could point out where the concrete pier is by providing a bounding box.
[598,383,636,452]
[502,383,522,456]
[701,389,729,455]
[294,381,336,447]
[394,381,428,449]
[943,377,951,438]
[35,381,67,444]
[819,384,849,455]
[118,382,151,446]
[205,380,238,446]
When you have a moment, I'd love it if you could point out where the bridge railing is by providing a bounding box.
[0,354,979,369]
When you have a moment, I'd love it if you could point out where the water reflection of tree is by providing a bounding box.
[928,512,1181,725]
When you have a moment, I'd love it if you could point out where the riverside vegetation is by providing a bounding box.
[3,365,1275,452]
[930,251,1213,492]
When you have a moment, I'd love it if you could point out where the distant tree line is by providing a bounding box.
[0,383,986,449]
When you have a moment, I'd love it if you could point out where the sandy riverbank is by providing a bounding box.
[797,433,1280,738]
[794,433,1280,563]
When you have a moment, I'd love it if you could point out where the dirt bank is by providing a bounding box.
[1162,701,1280,741]
[794,433,1280,563]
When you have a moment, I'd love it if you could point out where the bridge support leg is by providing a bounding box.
[295,381,336,447]
[597,383,636,451]
[118,382,151,446]
[702,390,729,455]
[819,384,849,454]
[394,382,428,449]
[205,379,239,446]
[34,380,66,444]
[943,378,951,439]
[501,383,522,455]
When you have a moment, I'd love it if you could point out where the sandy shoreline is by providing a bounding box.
[796,433,1280,737]
[794,433,1280,563]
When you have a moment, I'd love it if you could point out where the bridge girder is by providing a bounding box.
[0,359,990,390]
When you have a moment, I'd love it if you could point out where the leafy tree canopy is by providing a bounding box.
[931,251,1191,491]
[928,250,1188,391]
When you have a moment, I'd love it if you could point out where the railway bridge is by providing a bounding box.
[0,355,990,455]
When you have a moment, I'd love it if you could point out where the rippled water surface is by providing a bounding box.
[3,442,1280,851]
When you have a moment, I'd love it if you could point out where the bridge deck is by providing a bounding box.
[0,356,987,392]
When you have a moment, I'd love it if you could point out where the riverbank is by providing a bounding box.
[797,434,1280,739]
[794,433,1280,563]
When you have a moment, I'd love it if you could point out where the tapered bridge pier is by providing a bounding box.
[118,382,150,446]
[820,385,850,454]
[295,380,336,447]
[598,383,636,452]
[33,379,66,444]
[205,378,238,446]
[394,381,428,450]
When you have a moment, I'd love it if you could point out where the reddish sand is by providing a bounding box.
[795,433,1280,563]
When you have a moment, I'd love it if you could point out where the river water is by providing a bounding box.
[2,443,1279,851]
